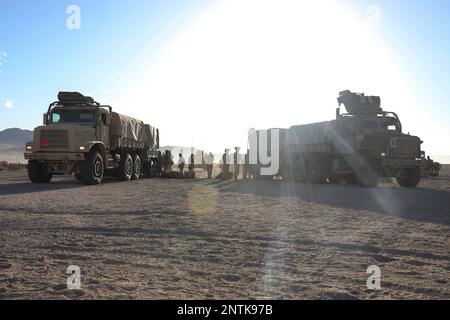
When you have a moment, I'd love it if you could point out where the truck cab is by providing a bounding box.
[25,92,161,185]
[331,91,423,187]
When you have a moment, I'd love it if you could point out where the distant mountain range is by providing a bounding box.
[0,128,33,146]
[0,128,33,163]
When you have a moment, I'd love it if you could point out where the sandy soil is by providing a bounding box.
[0,167,449,300]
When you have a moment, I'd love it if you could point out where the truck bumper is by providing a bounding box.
[382,157,420,168]
[25,152,85,162]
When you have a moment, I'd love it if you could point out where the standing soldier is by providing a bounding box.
[242,149,250,180]
[233,147,240,181]
[221,149,231,180]
[205,152,214,179]
[162,150,173,172]
[188,153,195,177]
[177,153,186,174]
[426,156,434,176]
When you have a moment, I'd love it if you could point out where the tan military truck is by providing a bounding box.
[250,90,423,188]
[24,92,161,184]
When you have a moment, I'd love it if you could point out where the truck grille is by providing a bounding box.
[395,139,416,156]
[40,130,69,148]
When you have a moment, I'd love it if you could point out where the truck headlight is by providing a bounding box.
[26,145,32,151]
[79,146,86,151]
[381,152,386,157]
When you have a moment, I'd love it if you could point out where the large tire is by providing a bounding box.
[306,159,325,184]
[117,153,133,181]
[131,154,141,180]
[397,168,421,188]
[151,158,162,178]
[144,160,157,178]
[342,174,357,185]
[355,162,379,188]
[28,160,52,183]
[80,150,104,185]
[328,176,342,184]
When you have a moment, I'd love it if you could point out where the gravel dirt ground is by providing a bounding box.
[0,166,449,299]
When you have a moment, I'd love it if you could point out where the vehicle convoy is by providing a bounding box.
[250,90,423,188]
[25,92,161,185]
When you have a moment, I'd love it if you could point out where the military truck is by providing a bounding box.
[250,90,423,188]
[24,92,161,185]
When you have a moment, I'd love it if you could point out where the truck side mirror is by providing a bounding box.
[43,113,48,125]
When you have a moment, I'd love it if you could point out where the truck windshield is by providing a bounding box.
[50,109,96,124]
[357,118,400,133]
[379,119,400,132]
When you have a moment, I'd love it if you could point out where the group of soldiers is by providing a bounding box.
[216,147,254,181]
[421,153,441,177]
[161,150,196,178]
[160,147,254,180]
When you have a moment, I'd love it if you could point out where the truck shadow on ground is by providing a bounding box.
[0,176,120,196]
[216,180,450,226]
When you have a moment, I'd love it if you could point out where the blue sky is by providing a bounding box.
[0,0,208,128]
[343,0,450,123]
[0,0,449,157]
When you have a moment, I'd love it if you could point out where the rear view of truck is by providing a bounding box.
[24,92,161,185]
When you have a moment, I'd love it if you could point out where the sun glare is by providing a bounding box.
[117,0,449,154]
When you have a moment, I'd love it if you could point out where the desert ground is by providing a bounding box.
[0,166,449,299]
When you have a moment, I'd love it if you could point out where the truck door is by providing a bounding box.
[100,112,110,149]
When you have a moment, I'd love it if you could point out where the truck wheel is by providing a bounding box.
[147,158,161,178]
[397,168,421,188]
[28,160,52,183]
[117,153,133,181]
[342,174,356,185]
[328,176,342,184]
[356,163,379,188]
[131,154,141,180]
[80,150,104,185]
[306,159,325,184]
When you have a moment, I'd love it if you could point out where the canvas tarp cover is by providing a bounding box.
[144,124,159,149]
[111,112,146,142]
[111,112,158,148]
[289,121,336,145]
[57,92,95,104]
